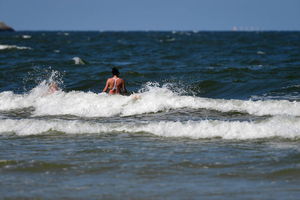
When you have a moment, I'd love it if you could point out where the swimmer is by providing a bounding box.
[131,94,141,100]
[103,67,127,95]
[48,82,59,94]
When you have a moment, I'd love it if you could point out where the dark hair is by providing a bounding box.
[112,67,120,76]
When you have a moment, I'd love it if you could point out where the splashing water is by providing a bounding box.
[22,67,64,93]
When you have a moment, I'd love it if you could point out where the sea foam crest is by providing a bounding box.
[0,44,32,50]
[0,82,300,117]
[0,116,299,139]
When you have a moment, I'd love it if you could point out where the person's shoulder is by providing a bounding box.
[119,78,125,83]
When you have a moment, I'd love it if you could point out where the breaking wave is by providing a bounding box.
[0,116,299,139]
[0,82,299,118]
[0,44,32,50]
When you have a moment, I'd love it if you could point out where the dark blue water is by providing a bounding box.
[0,31,300,199]
[1,31,299,99]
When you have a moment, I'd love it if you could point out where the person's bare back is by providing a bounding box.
[103,68,127,95]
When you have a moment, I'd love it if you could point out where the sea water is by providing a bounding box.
[0,31,300,199]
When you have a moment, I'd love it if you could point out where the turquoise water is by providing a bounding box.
[0,31,300,199]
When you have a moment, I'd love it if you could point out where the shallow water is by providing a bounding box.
[0,31,300,199]
[1,134,300,199]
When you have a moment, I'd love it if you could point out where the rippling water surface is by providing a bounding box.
[0,31,300,199]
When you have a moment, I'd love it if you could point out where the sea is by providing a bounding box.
[0,31,300,199]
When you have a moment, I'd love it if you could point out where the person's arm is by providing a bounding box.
[103,79,109,93]
[122,79,127,94]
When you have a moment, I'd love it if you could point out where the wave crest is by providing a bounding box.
[0,44,32,50]
[0,81,300,117]
[1,116,299,139]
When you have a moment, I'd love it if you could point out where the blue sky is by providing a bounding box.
[0,0,299,31]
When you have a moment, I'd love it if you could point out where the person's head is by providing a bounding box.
[112,67,120,76]
[49,82,58,89]
[50,81,57,86]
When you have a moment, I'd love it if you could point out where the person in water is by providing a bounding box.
[48,82,59,94]
[103,67,127,95]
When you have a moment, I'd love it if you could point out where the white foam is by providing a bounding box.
[257,51,265,55]
[0,44,32,50]
[0,83,300,117]
[72,57,86,65]
[22,35,31,39]
[0,116,299,139]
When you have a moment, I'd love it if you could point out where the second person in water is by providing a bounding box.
[103,67,127,95]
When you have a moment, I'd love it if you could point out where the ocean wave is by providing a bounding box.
[0,116,299,139]
[250,84,300,101]
[0,44,32,50]
[0,82,300,118]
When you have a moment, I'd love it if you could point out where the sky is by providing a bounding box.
[0,0,299,31]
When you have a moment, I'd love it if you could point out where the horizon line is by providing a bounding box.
[7,29,300,32]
